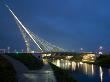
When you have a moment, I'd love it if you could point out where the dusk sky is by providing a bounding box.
[0,0,110,52]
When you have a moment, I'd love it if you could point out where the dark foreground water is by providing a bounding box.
[52,59,110,82]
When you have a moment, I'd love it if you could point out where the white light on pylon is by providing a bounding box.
[99,52,103,55]
[99,46,103,50]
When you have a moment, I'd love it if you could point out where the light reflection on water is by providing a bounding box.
[92,64,94,75]
[72,61,76,71]
[52,59,110,82]
[99,66,103,82]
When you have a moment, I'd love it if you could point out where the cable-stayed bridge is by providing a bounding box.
[4,4,65,53]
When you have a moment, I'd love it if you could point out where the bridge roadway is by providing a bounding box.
[2,55,57,82]
[37,52,75,56]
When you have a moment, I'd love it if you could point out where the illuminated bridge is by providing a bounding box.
[4,4,65,53]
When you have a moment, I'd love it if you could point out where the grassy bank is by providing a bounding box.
[95,55,110,68]
[0,55,17,82]
[49,62,78,82]
[7,53,43,70]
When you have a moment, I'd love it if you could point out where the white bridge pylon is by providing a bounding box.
[5,4,65,53]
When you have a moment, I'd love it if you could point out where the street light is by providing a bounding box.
[7,47,10,53]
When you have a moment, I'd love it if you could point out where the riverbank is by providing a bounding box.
[68,53,110,68]
[95,55,110,68]
[7,53,44,70]
[0,55,17,82]
[3,54,57,82]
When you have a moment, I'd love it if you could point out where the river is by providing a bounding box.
[51,59,110,82]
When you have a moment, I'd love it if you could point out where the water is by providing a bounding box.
[52,59,110,82]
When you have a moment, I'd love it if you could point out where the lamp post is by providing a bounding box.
[80,48,84,53]
[7,47,10,53]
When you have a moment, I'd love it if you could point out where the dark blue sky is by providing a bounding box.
[0,0,110,52]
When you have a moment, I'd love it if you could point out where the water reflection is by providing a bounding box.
[77,62,79,68]
[109,68,110,75]
[56,59,60,67]
[51,59,110,82]
[99,66,103,82]
[52,59,95,76]
[82,63,95,76]
[71,62,76,71]
[83,63,88,74]
[92,64,94,75]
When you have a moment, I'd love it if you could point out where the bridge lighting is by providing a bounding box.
[5,4,43,52]
[16,52,19,54]
[4,3,65,53]
[31,51,35,53]
[25,41,27,43]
